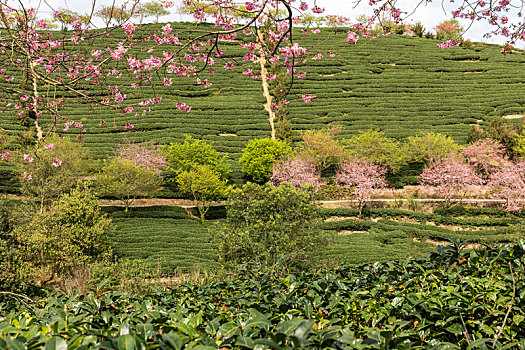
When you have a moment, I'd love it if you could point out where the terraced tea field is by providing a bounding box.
[1,23,524,191]
[105,205,525,273]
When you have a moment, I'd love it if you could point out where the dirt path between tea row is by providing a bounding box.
[4,194,508,209]
[98,197,507,209]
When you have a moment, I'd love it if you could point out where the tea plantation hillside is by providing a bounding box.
[104,205,525,274]
[1,23,524,190]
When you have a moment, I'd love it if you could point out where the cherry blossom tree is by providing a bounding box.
[487,163,525,212]
[462,138,511,179]
[115,141,167,176]
[270,157,323,190]
[335,160,387,215]
[419,156,483,207]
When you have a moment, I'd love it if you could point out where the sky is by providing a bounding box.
[29,0,521,47]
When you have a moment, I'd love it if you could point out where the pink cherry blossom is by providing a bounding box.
[487,162,525,211]
[346,31,359,44]
[176,103,192,112]
[335,160,387,214]
[271,158,324,190]
[1,151,11,161]
[23,154,34,162]
[462,138,511,178]
[301,94,316,103]
[420,156,483,206]
[437,40,460,49]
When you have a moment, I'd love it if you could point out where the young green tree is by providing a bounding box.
[97,158,162,212]
[14,135,92,212]
[404,132,462,165]
[163,135,230,181]
[297,127,346,172]
[177,164,229,223]
[95,5,131,26]
[218,183,324,274]
[135,1,170,23]
[14,185,113,284]
[345,129,406,174]
[240,138,293,182]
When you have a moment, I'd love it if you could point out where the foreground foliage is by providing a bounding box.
[2,243,525,349]
[11,185,114,285]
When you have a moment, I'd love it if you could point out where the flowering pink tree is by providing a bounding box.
[115,141,167,177]
[419,156,483,207]
[335,160,387,215]
[487,163,525,212]
[462,138,511,180]
[270,158,323,190]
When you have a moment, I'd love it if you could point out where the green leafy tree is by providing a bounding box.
[297,127,346,172]
[163,135,230,180]
[177,164,229,222]
[298,13,324,27]
[218,183,324,274]
[135,1,170,23]
[96,5,131,26]
[513,130,525,157]
[14,185,113,284]
[97,158,162,211]
[344,129,406,173]
[240,138,293,182]
[404,132,462,164]
[14,135,92,212]
[176,1,223,23]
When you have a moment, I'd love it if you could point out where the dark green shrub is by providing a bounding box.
[218,183,324,274]
[411,22,425,37]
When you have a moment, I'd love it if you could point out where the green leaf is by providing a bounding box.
[217,322,240,338]
[446,323,464,335]
[391,297,404,308]
[466,338,492,349]
[117,334,136,350]
[276,318,305,335]
[6,337,26,350]
[45,337,68,350]
[513,314,524,325]
[162,334,183,350]
[120,323,130,336]
[254,338,283,349]
[236,336,255,349]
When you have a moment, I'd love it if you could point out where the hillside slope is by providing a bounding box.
[1,23,524,189]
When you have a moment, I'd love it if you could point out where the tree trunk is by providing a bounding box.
[256,30,276,140]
